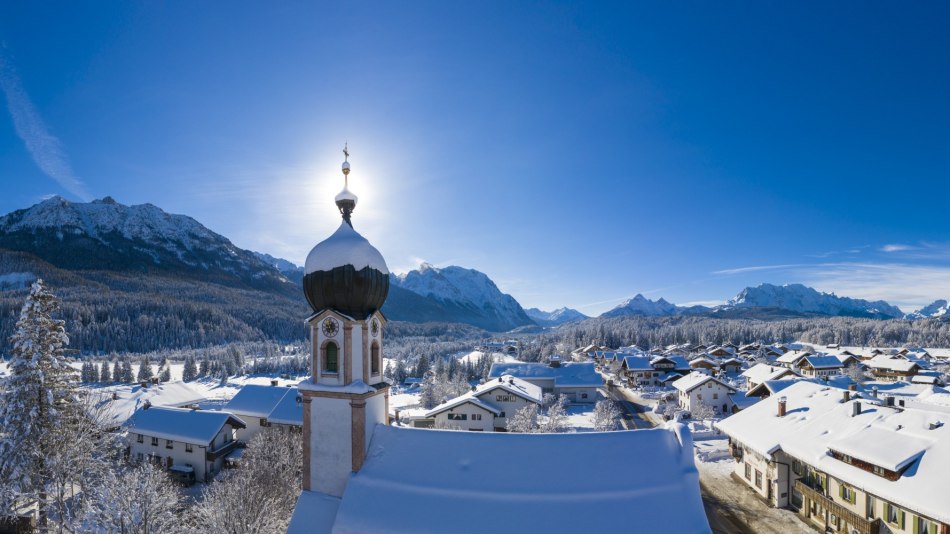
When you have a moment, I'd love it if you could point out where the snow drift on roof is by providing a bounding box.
[305,222,389,275]
[127,406,245,445]
[224,384,293,418]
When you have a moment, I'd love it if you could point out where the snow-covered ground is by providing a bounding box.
[693,438,813,534]
[454,350,519,365]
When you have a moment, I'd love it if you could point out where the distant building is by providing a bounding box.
[126,406,246,482]
[487,361,602,402]
[422,375,542,431]
[672,372,737,415]
[223,383,301,441]
[866,355,922,381]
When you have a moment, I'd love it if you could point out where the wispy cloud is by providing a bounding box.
[712,264,805,276]
[0,47,91,201]
[881,244,916,253]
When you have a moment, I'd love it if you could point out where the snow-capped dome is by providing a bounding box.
[305,222,388,275]
[301,146,389,317]
[335,186,358,204]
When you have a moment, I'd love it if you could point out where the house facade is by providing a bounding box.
[126,406,246,482]
[717,382,950,534]
[422,375,544,431]
[673,371,737,415]
[488,361,602,402]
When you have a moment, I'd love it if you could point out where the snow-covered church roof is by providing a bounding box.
[287,424,710,533]
[305,222,389,275]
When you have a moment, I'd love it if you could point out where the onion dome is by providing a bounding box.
[303,145,389,318]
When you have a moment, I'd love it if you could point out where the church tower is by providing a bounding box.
[299,146,390,497]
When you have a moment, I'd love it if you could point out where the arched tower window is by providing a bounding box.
[371,342,380,375]
[324,342,339,373]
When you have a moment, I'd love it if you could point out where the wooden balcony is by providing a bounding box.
[206,440,241,461]
[794,480,880,534]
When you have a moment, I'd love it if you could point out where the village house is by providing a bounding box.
[867,355,922,382]
[224,383,300,441]
[719,358,743,374]
[797,355,845,379]
[126,406,246,483]
[742,363,801,392]
[619,355,691,387]
[717,382,950,534]
[420,375,543,431]
[93,380,207,431]
[673,371,737,415]
[488,360,602,402]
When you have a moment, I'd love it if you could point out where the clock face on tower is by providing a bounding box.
[322,317,339,338]
[371,318,380,337]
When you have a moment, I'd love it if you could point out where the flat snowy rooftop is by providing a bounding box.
[487,362,602,387]
[289,424,710,533]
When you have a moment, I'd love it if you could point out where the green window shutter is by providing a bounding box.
[839,485,844,499]
[931,522,938,534]
[899,510,905,529]
[913,516,919,534]
[885,503,891,520]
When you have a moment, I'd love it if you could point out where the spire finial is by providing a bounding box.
[336,143,357,227]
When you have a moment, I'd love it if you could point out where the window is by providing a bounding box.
[371,343,380,375]
[885,503,903,528]
[165,439,173,450]
[840,484,856,504]
[581,393,588,399]
[324,342,339,373]
[755,470,762,489]
[918,516,938,534]
[713,393,719,400]
[151,437,158,446]
[136,453,144,462]
[697,393,702,400]
[792,460,804,476]
[472,414,482,421]
[260,418,270,427]
[873,465,886,477]
[499,411,506,418]
[495,394,515,402]
[185,443,193,453]
[447,413,467,421]
[745,464,752,480]
[136,434,143,443]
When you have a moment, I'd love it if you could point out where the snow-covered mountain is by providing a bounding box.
[0,196,295,294]
[253,252,305,284]
[387,264,535,332]
[525,307,588,326]
[720,283,904,319]
[907,299,950,319]
[600,294,711,318]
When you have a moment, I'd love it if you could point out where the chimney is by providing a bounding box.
[848,384,857,392]
[777,396,787,417]
[852,402,861,417]
[872,386,878,398]
[842,390,850,403]
[111,392,118,401]
[271,379,279,386]
[142,400,152,410]
[141,381,148,389]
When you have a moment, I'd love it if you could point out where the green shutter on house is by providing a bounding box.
[885,503,891,522]
[914,516,919,534]
[931,521,938,534]
[899,510,905,529]
[839,485,844,499]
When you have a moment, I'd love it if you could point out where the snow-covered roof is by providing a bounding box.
[620,355,654,371]
[716,381,950,523]
[911,374,940,385]
[305,222,389,275]
[224,384,293,418]
[867,355,920,372]
[487,362,602,388]
[741,363,799,384]
[267,388,303,426]
[476,375,543,403]
[776,352,808,364]
[425,396,501,418]
[672,371,735,394]
[126,406,246,445]
[801,355,844,369]
[288,423,710,533]
[88,381,207,429]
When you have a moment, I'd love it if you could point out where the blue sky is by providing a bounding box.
[2,2,950,315]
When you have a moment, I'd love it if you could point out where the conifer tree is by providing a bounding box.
[182,355,198,382]
[0,280,82,523]
[121,357,134,383]
[137,355,154,382]
[100,360,112,382]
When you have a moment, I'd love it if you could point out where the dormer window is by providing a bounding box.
[324,342,339,374]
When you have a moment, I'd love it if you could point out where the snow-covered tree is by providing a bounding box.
[539,395,569,433]
[100,361,112,382]
[182,356,198,382]
[592,399,621,431]
[419,370,439,409]
[187,428,301,533]
[137,355,154,382]
[691,399,716,422]
[0,280,110,528]
[85,461,182,533]
[121,357,134,383]
[843,364,866,385]
[506,404,539,433]
[113,360,122,383]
